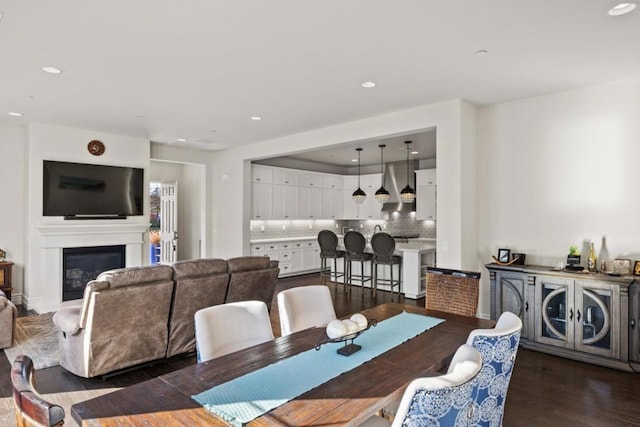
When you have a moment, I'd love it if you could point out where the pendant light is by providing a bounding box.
[352,148,366,204]
[400,140,416,203]
[375,144,390,203]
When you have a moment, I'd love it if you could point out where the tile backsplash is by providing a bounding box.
[250,214,436,240]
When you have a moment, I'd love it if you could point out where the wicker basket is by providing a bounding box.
[425,268,480,317]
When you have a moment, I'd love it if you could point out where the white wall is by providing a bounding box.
[0,124,27,302]
[211,99,478,271]
[478,76,640,317]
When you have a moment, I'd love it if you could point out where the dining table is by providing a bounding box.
[71,302,494,426]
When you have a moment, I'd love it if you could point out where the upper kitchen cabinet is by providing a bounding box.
[416,169,436,221]
[251,165,273,184]
[251,182,272,219]
[298,172,323,188]
[273,169,299,186]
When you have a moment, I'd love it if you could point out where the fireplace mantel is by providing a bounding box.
[30,222,149,312]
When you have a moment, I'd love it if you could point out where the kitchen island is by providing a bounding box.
[337,238,436,299]
[249,235,436,298]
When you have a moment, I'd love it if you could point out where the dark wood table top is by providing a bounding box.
[72,302,494,426]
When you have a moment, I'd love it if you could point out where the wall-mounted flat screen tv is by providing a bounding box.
[43,160,144,218]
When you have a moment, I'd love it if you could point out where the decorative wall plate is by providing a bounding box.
[87,140,105,156]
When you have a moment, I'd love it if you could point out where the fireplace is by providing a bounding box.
[62,245,126,301]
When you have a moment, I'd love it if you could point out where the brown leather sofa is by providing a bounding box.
[225,256,280,311]
[166,258,230,358]
[0,290,17,349]
[53,257,279,378]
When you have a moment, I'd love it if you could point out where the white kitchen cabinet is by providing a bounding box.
[273,169,299,186]
[321,187,342,219]
[272,184,299,219]
[298,186,323,219]
[415,169,436,221]
[299,172,323,188]
[251,182,272,219]
[341,176,359,219]
[251,165,273,184]
[303,240,321,270]
[322,174,342,190]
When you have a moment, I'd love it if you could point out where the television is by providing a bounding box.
[43,160,144,218]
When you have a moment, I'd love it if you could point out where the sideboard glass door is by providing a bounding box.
[574,281,619,359]
[535,276,574,349]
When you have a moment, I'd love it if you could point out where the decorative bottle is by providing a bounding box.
[598,236,610,273]
[587,242,597,272]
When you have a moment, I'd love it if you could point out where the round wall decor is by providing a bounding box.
[87,140,106,156]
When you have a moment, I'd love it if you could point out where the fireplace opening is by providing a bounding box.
[62,245,126,301]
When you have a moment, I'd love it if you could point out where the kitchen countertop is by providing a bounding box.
[250,236,317,244]
[250,235,437,245]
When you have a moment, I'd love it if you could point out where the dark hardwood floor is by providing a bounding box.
[2,273,639,426]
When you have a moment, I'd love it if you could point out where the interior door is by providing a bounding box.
[160,181,178,263]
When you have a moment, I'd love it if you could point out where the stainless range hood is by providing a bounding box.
[380,160,418,212]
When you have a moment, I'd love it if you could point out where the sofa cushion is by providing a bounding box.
[97,265,174,288]
[225,257,279,311]
[166,259,230,357]
[227,256,270,273]
[172,258,227,278]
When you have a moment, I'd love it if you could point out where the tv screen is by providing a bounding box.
[43,160,144,217]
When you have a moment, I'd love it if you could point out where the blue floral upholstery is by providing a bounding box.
[385,344,483,427]
[401,377,478,426]
[467,312,522,427]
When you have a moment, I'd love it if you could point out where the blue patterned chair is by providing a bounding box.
[466,311,522,427]
[360,344,483,427]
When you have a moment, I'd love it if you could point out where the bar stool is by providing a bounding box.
[370,232,402,301]
[343,231,373,294]
[317,230,346,286]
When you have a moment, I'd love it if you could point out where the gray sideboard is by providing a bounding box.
[487,263,637,372]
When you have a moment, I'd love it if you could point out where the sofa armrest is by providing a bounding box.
[53,307,83,335]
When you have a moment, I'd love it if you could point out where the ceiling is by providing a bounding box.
[1,1,639,153]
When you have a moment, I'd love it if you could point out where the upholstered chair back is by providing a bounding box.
[466,311,523,427]
[166,258,229,357]
[225,256,279,311]
[277,285,337,336]
[195,300,274,363]
[0,290,17,349]
[54,265,174,378]
[359,344,483,427]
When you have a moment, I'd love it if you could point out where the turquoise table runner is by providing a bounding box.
[192,311,444,426]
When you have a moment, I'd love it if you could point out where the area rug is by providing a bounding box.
[4,312,59,370]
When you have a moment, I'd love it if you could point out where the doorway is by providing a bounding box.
[149,160,206,263]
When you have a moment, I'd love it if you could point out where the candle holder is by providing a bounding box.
[315,319,377,356]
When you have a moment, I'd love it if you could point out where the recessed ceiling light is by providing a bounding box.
[475,49,488,55]
[250,116,262,121]
[411,151,419,155]
[176,138,187,142]
[351,158,358,162]
[8,111,22,117]
[133,114,145,119]
[608,1,638,15]
[361,81,376,88]
[42,66,62,74]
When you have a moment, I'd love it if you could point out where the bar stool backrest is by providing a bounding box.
[370,233,396,262]
[344,231,366,256]
[318,230,339,256]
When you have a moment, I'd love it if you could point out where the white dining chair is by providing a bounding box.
[194,300,274,363]
[277,285,337,336]
[360,344,483,427]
